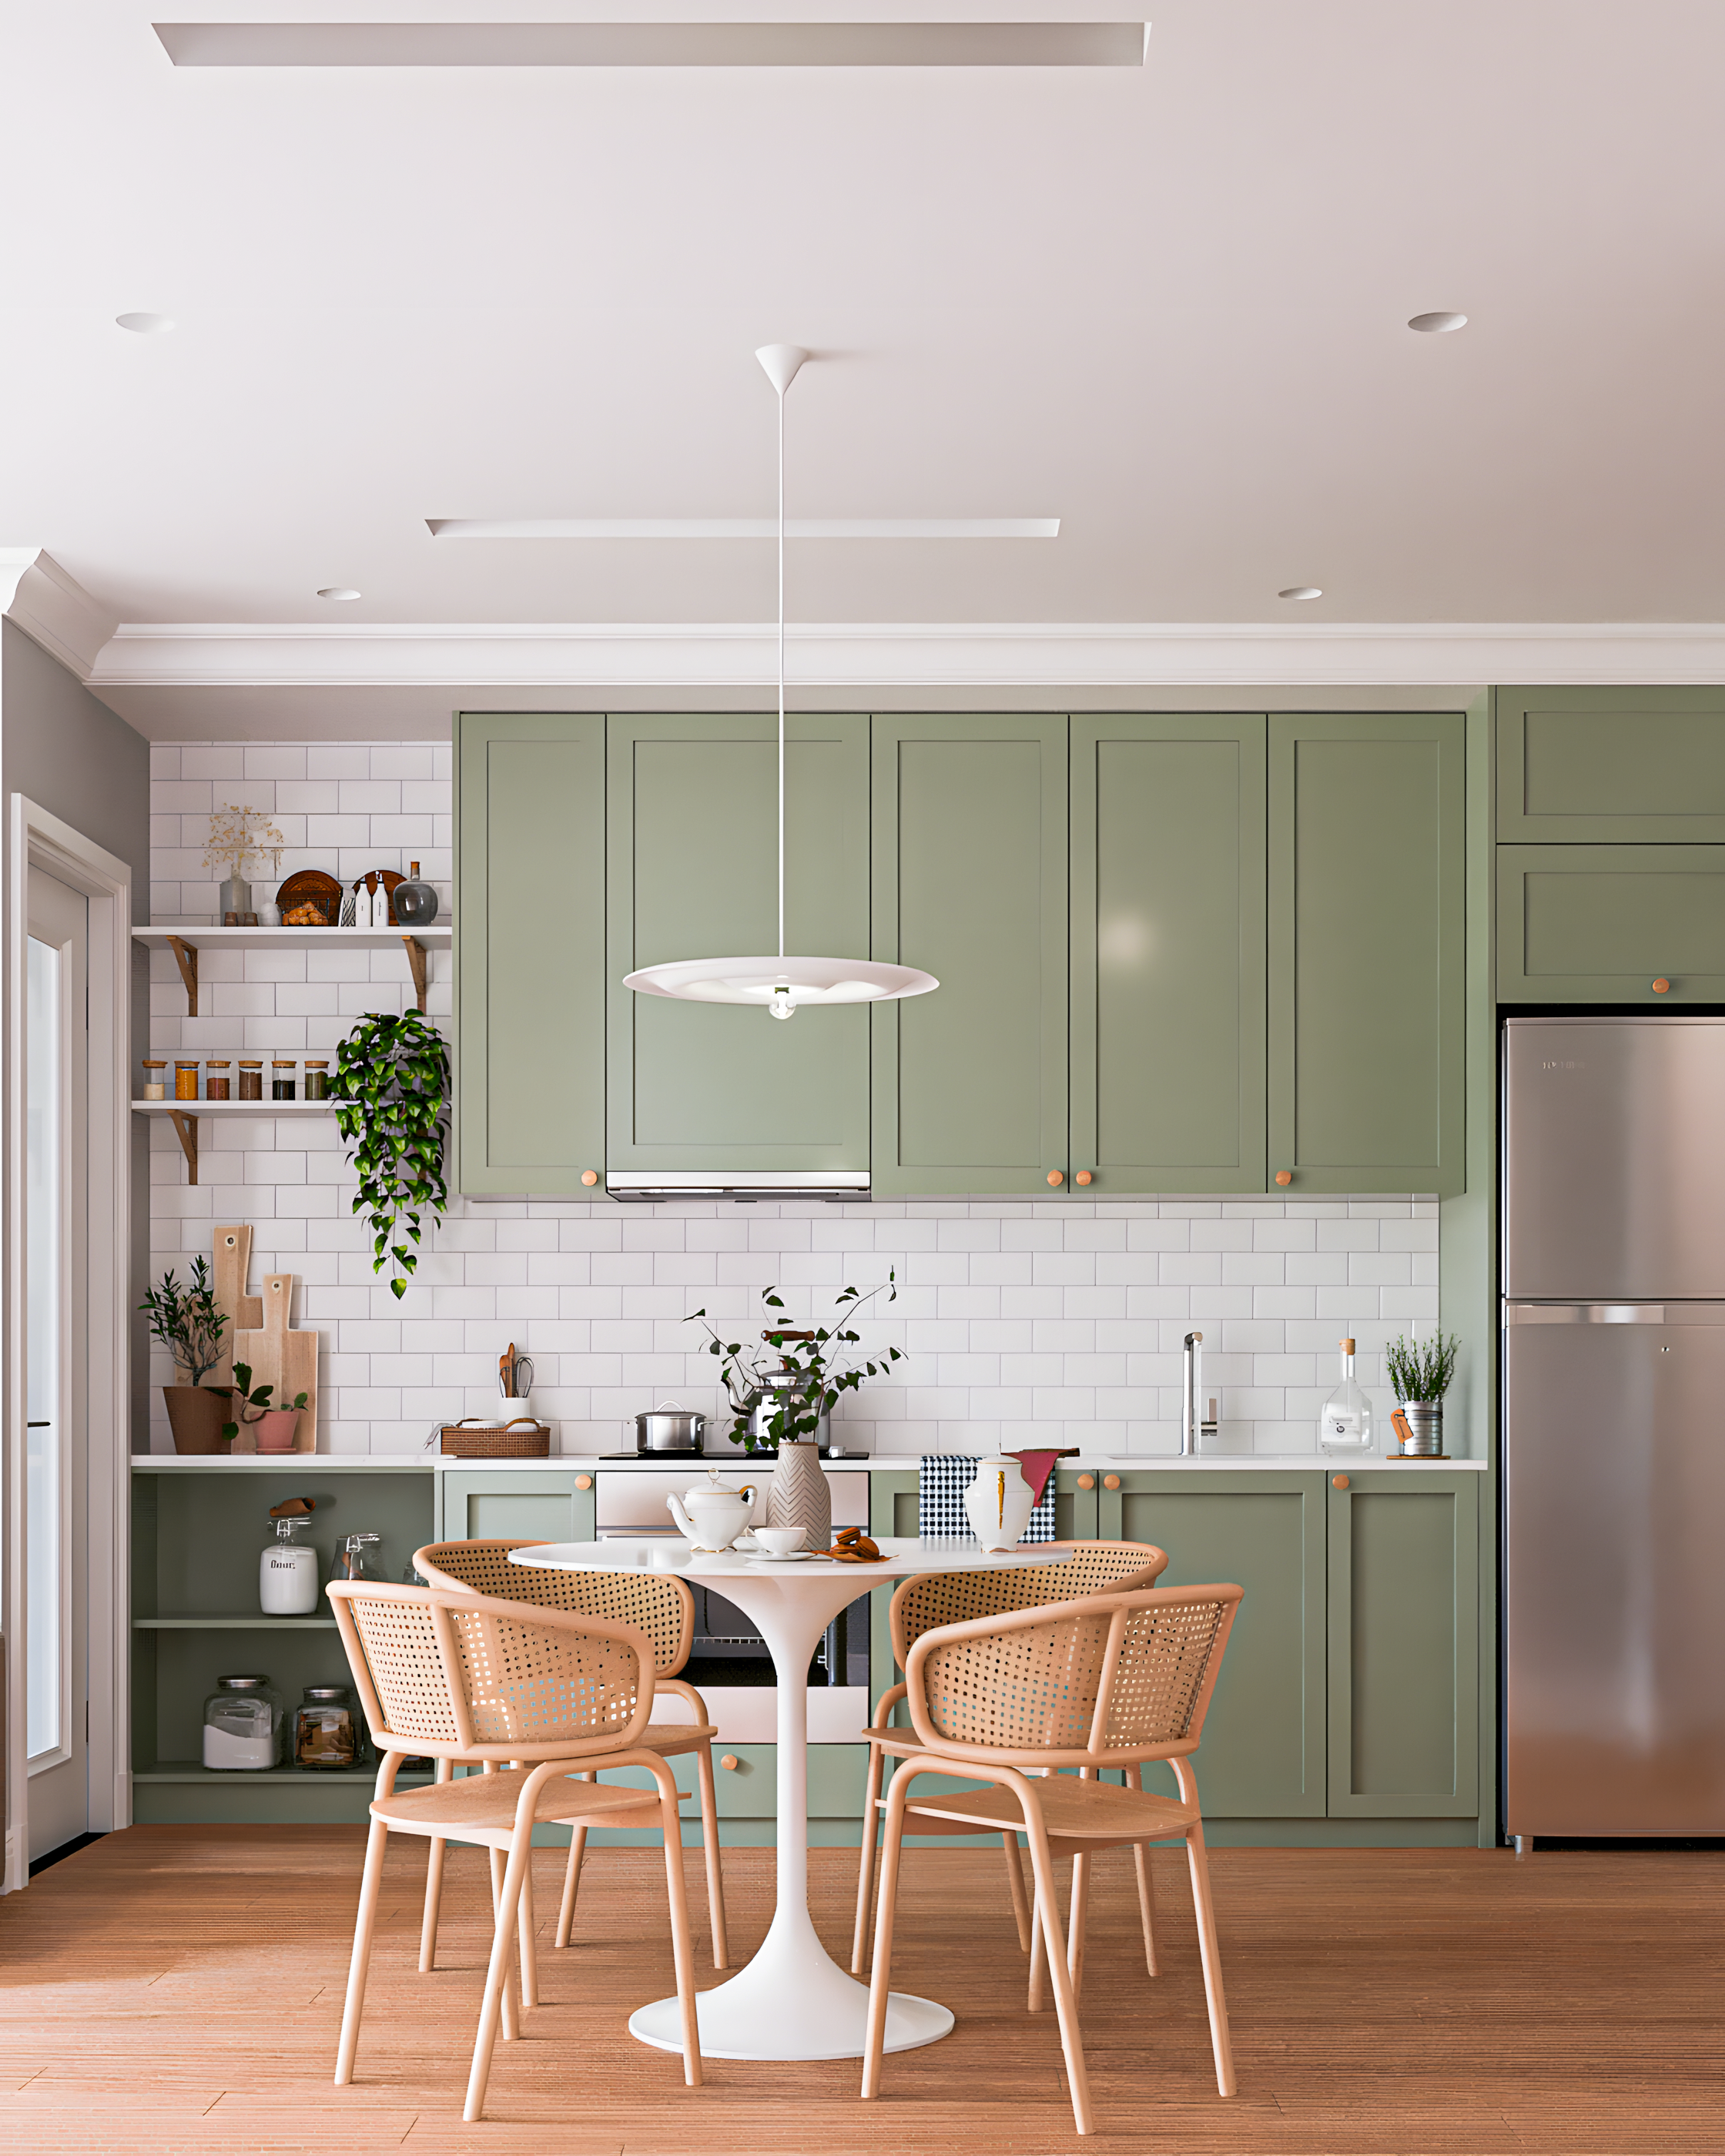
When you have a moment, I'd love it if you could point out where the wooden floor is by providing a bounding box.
[1,1829,1722,2153]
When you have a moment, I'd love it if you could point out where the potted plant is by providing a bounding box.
[223,1363,311,1454]
[333,1009,451,1299]
[141,1257,232,1453]
[1385,1331,1460,1456]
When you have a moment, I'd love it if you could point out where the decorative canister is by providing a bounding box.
[1395,1402,1445,1456]
[765,1438,832,1552]
[142,1060,166,1100]
[203,1674,285,1770]
[963,1454,1034,1552]
[294,1685,363,1770]
[260,1515,320,1613]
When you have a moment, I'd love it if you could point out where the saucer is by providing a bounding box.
[745,1549,816,1563]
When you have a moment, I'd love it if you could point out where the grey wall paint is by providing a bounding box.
[2,618,152,1444]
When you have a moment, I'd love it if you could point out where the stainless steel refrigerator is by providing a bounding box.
[1504,1016,1725,1838]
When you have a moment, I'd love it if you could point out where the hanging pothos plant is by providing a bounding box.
[333,1009,450,1299]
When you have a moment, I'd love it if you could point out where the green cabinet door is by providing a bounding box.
[437,1470,595,1547]
[872,715,1069,1194]
[454,713,606,1194]
[1499,687,1725,842]
[1098,1472,1325,1817]
[1327,1470,1477,1817]
[1071,715,1267,1193]
[1268,714,1465,1197]
[1497,843,1725,1002]
[607,713,870,1176]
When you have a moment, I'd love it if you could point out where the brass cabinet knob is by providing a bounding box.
[1103,1473,1120,1490]
[1275,1169,1293,1187]
[574,1474,592,1491]
[581,1169,600,1186]
[1047,1169,1064,1186]
[720,1754,739,1772]
[1653,979,1671,995]
[1332,1473,1350,1490]
[1077,1472,1095,1490]
[1075,1169,1094,1186]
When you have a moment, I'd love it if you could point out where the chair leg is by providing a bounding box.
[554,1770,593,1950]
[694,1742,730,1970]
[487,1845,520,2043]
[655,1766,704,2088]
[1067,1852,1092,1998]
[517,1843,539,2011]
[418,1759,454,1974]
[1000,1830,1033,1953]
[1174,1760,1234,2099]
[1022,1821,1094,2136]
[464,1833,531,2124]
[1132,1844,1160,1978]
[860,1771,916,2101]
[850,1740,886,1974]
[333,1815,389,2086]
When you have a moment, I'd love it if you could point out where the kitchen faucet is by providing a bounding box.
[1181,1331,1219,1455]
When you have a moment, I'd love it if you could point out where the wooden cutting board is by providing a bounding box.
[210,1225,263,1389]
[232,1273,319,1453]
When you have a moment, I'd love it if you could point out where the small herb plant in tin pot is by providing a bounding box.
[1385,1331,1459,1456]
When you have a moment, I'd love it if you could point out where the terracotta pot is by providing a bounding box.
[162,1385,233,1455]
[252,1409,301,1454]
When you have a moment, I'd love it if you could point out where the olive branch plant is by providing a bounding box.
[333,1009,451,1299]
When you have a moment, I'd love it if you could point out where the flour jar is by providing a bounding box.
[202,1675,285,1769]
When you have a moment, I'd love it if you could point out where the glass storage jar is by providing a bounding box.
[303,1059,329,1100]
[293,1685,363,1770]
[204,1060,231,1100]
[271,1060,296,1100]
[202,1674,285,1770]
[141,1060,166,1100]
[173,1059,199,1100]
[238,1059,263,1100]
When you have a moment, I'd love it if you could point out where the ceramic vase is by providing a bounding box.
[963,1453,1034,1552]
[766,1438,832,1552]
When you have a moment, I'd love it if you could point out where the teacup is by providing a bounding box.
[752,1527,806,1557]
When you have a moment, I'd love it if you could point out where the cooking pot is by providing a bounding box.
[633,1400,706,1454]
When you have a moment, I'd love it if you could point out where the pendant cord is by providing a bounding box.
[776,383,786,964]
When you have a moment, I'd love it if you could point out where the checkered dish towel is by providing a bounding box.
[919,1455,1057,1543]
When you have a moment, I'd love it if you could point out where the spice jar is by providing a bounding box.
[142,1060,166,1101]
[174,1059,199,1100]
[205,1060,231,1101]
[238,1059,263,1100]
[303,1059,329,1101]
[202,1674,285,1771]
[294,1685,363,1771]
[271,1059,296,1100]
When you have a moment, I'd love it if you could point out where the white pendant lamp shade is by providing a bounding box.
[624,344,938,1020]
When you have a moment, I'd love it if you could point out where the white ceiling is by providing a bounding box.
[5,2,1725,733]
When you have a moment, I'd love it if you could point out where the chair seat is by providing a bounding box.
[641,1722,717,1756]
[903,1771,1198,1846]
[374,1767,678,1843]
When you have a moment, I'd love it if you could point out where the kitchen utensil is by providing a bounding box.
[210,1224,263,1391]
[634,1400,707,1454]
[230,1273,317,1454]
[665,1467,759,1552]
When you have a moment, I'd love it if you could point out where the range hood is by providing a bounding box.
[605,1170,870,1204]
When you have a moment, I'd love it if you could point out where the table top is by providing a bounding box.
[510,1535,1074,1585]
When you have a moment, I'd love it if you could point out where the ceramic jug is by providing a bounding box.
[666,1467,759,1552]
[963,1453,1034,1552]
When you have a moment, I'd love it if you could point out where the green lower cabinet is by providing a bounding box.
[1498,842,1725,1001]
[1326,1470,1478,1817]
[1100,1473,1326,1817]
[436,1470,595,1546]
[569,1743,869,1848]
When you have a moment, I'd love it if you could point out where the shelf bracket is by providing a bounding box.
[166,935,199,1017]
[168,1110,199,1184]
[401,934,427,1015]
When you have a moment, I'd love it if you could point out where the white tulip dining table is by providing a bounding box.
[511,1535,1072,2062]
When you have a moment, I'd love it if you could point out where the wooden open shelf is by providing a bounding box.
[134,923,451,1017]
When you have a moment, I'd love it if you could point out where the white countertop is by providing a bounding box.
[133,1450,1483,1471]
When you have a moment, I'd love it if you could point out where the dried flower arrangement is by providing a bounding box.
[202,803,286,886]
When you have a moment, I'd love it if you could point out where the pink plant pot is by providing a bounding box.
[253,1409,300,1453]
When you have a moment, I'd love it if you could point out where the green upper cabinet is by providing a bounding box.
[1268,714,1465,1197]
[1071,716,1267,1194]
[606,714,871,1176]
[871,715,1069,1195]
[454,713,607,1195]
[1498,843,1725,1002]
[1499,687,1725,843]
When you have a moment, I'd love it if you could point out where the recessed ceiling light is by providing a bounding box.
[116,313,174,334]
[1278,586,1322,602]
[317,588,361,601]
[1408,312,1467,334]
[427,517,1058,541]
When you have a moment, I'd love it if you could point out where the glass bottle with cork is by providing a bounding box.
[1318,1337,1375,1455]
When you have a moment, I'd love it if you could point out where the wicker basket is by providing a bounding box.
[438,1418,551,1459]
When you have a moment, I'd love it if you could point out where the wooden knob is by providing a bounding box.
[1274,1170,1293,1187]
[1652,979,1670,995]
[1047,1169,1064,1186]
[1103,1474,1120,1490]
[720,1754,739,1772]
[1075,1170,1093,1187]
[581,1169,600,1186]
[1077,1473,1094,1490]
[1332,1473,1350,1490]
[574,1474,592,1491]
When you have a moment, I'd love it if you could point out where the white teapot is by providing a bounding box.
[666,1466,759,1553]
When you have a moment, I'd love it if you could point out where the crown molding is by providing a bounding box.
[82,618,1725,691]
[1,550,121,678]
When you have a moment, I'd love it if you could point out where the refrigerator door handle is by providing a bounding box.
[1502,1301,1666,1325]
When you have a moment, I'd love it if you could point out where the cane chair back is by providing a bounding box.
[887,1538,1169,1671]
[330,1580,654,1763]
[416,1539,693,1676]
[906,1582,1242,1768]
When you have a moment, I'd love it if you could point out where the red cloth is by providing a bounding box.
[1006,1448,1069,1508]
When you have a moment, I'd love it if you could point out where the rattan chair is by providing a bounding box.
[414,1538,728,1970]
[851,1540,1170,1975]
[328,1579,702,2121]
[860,1581,1244,2134]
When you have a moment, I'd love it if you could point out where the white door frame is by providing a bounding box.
[3,795,131,1892]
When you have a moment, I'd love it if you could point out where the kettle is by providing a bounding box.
[665,1466,759,1553]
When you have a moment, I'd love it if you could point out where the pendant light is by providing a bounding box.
[624,345,938,1021]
